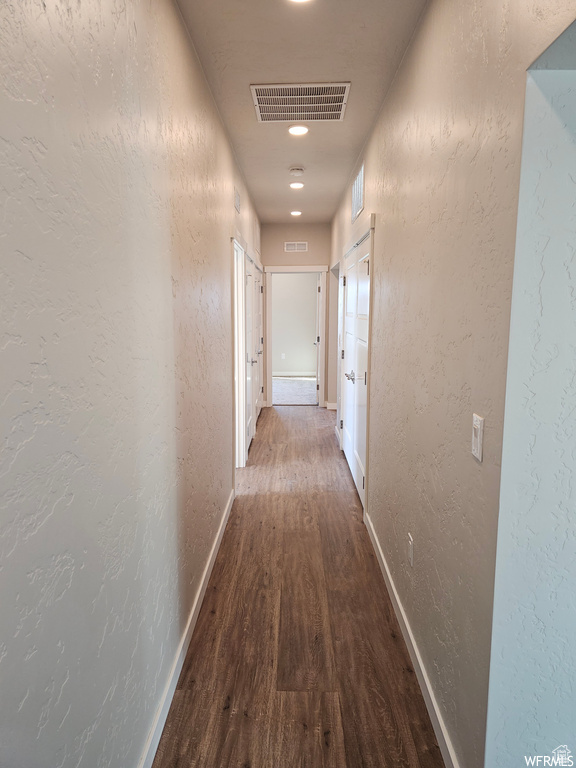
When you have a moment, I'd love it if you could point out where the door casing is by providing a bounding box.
[264,265,328,408]
[337,215,375,510]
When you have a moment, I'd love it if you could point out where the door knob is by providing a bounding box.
[344,370,356,383]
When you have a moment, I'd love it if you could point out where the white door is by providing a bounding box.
[341,243,370,507]
[234,241,246,468]
[254,270,264,417]
[314,273,322,405]
[245,258,255,452]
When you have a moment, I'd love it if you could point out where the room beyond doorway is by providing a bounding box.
[272,376,317,405]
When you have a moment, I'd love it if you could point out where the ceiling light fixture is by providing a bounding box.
[288,0,313,3]
[290,182,304,189]
[288,125,308,136]
[289,166,304,176]
[291,211,302,216]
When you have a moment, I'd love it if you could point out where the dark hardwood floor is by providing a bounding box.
[152,406,444,768]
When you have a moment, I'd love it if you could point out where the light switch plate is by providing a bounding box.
[472,413,484,461]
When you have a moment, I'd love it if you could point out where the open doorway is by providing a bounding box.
[265,266,327,408]
[271,272,318,405]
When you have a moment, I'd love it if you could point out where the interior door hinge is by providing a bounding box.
[364,371,367,385]
[362,476,365,489]
[318,286,321,293]
[316,384,320,391]
[367,260,369,276]
[340,419,343,429]
[260,285,263,293]
[341,349,345,359]
[317,336,320,343]
[261,337,264,345]
[343,276,346,287]
[261,386,264,393]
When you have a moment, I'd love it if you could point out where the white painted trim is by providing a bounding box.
[246,250,264,274]
[234,241,247,468]
[317,271,327,408]
[232,232,247,252]
[364,511,460,768]
[266,273,273,407]
[334,425,342,446]
[326,402,337,410]
[272,371,317,377]
[264,265,328,273]
[138,489,235,768]
[265,270,327,408]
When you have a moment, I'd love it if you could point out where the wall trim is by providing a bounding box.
[334,425,342,448]
[364,511,460,768]
[326,402,337,410]
[272,371,316,378]
[138,488,235,768]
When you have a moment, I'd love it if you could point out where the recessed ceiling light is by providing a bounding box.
[290,182,304,189]
[289,0,312,3]
[291,211,302,216]
[288,125,308,136]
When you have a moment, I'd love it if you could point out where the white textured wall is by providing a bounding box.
[330,2,576,767]
[271,273,318,376]
[261,223,331,267]
[0,1,258,767]
[485,22,576,765]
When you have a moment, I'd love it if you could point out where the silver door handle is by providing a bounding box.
[250,359,258,365]
[344,370,355,383]
[257,350,263,355]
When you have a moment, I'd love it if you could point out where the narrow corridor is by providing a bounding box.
[152,406,444,767]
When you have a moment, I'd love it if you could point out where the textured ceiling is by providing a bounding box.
[176,0,428,224]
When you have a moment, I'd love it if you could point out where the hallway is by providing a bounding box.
[152,407,444,767]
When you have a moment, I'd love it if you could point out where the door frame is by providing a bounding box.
[233,240,247,468]
[336,214,375,512]
[233,239,264,468]
[264,265,328,408]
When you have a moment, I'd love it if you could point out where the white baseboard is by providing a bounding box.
[364,511,460,768]
[138,488,235,768]
[326,402,337,410]
[272,372,316,378]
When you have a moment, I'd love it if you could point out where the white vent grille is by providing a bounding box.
[351,164,364,222]
[284,241,309,253]
[251,83,350,122]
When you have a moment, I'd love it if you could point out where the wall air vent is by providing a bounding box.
[351,163,364,223]
[284,241,308,253]
[251,83,350,122]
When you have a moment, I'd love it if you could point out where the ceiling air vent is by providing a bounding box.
[251,83,350,122]
[284,242,309,253]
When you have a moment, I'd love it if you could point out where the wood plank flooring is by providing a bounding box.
[152,406,445,768]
